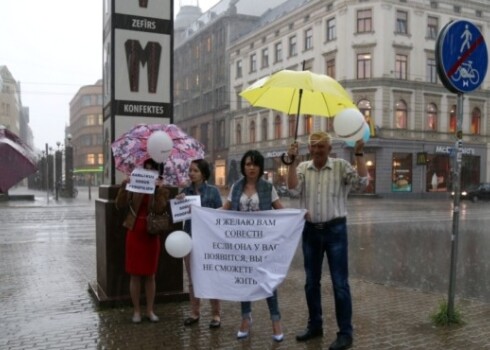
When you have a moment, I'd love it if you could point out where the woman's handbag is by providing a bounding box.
[147,211,171,235]
[147,194,171,236]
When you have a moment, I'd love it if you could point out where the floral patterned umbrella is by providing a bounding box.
[111,124,205,187]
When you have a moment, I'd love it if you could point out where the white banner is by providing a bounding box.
[190,206,306,301]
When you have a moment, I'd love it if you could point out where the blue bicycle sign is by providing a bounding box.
[436,20,488,93]
[452,61,480,85]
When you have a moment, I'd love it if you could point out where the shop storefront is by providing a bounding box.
[368,139,486,197]
[228,139,487,198]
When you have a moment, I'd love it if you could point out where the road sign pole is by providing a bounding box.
[448,93,464,317]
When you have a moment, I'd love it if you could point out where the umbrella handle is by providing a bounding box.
[281,153,295,165]
[158,162,164,179]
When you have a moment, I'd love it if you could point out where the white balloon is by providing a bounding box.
[345,123,370,147]
[147,131,173,163]
[333,108,366,141]
[165,230,192,258]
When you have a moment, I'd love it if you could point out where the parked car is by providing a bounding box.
[451,183,490,202]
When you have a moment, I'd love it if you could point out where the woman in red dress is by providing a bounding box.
[116,158,170,323]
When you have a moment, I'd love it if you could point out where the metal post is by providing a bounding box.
[65,144,74,198]
[45,143,49,204]
[88,175,92,200]
[448,93,464,318]
[55,150,62,201]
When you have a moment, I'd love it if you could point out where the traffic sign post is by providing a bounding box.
[436,20,488,322]
[436,20,488,94]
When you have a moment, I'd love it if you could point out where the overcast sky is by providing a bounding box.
[0,0,219,152]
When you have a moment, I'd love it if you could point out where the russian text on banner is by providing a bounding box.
[190,206,306,301]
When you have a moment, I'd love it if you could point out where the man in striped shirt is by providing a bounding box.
[287,131,368,350]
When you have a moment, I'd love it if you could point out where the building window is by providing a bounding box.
[392,153,413,192]
[98,154,104,165]
[427,103,437,131]
[261,48,269,68]
[86,154,95,165]
[236,123,242,145]
[249,121,256,143]
[427,58,437,83]
[288,35,297,57]
[449,105,456,133]
[358,99,374,137]
[288,115,295,137]
[249,53,257,73]
[357,53,372,79]
[325,117,334,132]
[326,17,336,42]
[217,120,225,149]
[471,107,481,135]
[200,123,209,151]
[304,28,313,51]
[326,58,336,78]
[274,42,283,62]
[261,118,268,141]
[236,60,242,78]
[206,36,212,52]
[304,115,313,135]
[395,54,408,80]
[357,9,372,33]
[274,115,281,139]
[396,10,408,34]
[87,114,97,126]
[427,16,438,39]
[395,100,407,129]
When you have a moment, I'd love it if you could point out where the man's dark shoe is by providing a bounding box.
[295,328,323,341]
[329,335,353,350]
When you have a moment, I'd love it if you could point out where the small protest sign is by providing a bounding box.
[126,168,158,194]
[169,195,201,222]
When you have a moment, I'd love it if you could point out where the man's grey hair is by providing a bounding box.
[308,131,331,145]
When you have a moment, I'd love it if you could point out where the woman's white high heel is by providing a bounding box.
[236,316,252,339]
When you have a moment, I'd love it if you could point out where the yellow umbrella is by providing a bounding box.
[240,69,355,163]
[240,69,355,118]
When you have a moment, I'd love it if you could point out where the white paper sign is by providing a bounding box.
[190,206,306,301]
[169,195,201,223]
[126,168,158,194]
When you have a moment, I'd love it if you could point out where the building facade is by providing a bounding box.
[173,0,288,187]
[0,66,22,139]
[228,0,490,197]
[69,80,103,186]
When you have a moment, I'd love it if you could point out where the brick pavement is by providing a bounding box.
[1,187,489,349]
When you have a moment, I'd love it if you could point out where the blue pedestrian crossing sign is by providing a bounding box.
[436,20,488,93]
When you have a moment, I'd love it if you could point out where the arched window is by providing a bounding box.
[471,107,481,135]
[449,105,457,133]
[357,99,374,136]
[274,115,282,139]
[235,123,242,145]
[325,117,334,132]
[395,99,407,129]
[249,120,256,143]
[426,103,437,131]
[261,117,268,141]
[217,119,225,148]
[288,115,296,137]
[304,115,313,134]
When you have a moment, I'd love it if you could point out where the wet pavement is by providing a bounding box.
[1,187,490,349]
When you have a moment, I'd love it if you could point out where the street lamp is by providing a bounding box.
[65,134,74,198]
[55,141,62,200]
